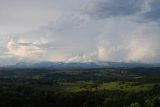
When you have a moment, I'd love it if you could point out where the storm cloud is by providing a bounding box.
[86,0,143,19]
[144,0,160,21]
[0,0,160,65]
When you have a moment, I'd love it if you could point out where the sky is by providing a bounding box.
[0,0,160,65]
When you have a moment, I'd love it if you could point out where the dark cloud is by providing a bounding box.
[89,0,143,19]
[144,0,160,21]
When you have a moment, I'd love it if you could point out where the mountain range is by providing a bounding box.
[3,61,159,69]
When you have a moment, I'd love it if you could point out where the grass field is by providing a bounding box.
[53,81,159,93]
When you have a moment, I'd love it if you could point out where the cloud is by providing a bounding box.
[0,0,160,65]
[127,38,154,61]
[143,0,160,21]
[5,34,71,63]
[85,0,143,19]
[7,39,43,58]
[67,52,98,62]
[95,17,160,63]
[4,12,160,64]
[84,0,160,23]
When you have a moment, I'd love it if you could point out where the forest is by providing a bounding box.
[0,67,160,107]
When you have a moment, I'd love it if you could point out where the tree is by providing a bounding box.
[144,99,154,107]
[124,102,141,107]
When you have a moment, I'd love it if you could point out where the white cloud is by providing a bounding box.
[67,52,98,62]
[7,39,42,58]
[127,38,154,61]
